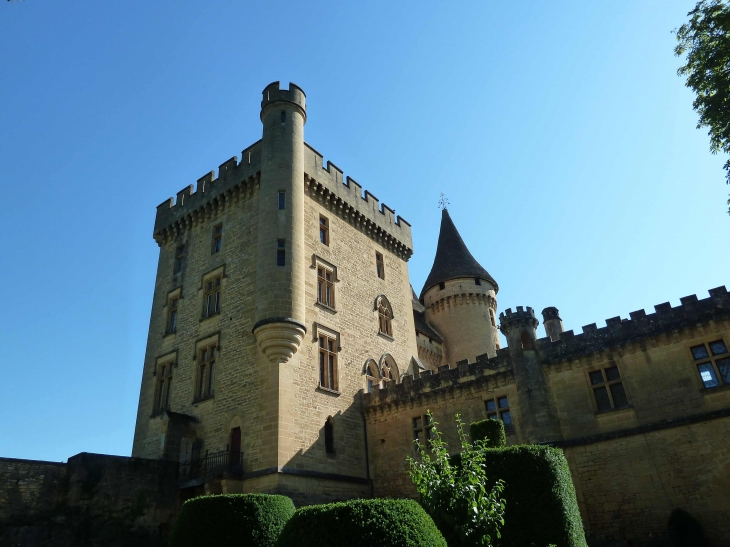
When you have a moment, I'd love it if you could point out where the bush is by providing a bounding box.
[469,419,506,448]
[169,493,295,547]
[464,445,587,547]
[275,498,446,547]
[667,508,708,547]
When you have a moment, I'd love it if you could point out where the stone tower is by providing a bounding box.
[541,306,564,342]
[420,208,500,365]
[499,306,561,443]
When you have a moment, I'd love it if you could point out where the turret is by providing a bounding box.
[421,209,500,365]
[252,82,307,363]
[499,306,561,443]
[541,307,564,342]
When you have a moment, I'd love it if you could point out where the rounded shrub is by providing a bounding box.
[169,493,295,547]
[469,419,506,448]
[275,498,446,547]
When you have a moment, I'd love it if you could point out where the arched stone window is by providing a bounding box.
[378,353,400,387]
[324,416,335,454]
[521,330,533,349]
[375,295,394,337]
[363,359,380,393]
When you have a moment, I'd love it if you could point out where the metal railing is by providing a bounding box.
[178,449,243,486]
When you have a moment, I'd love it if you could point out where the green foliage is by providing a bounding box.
[168,493,295,547]
[667,508,708,547]
[462,445,587,547]
[275,498,446,547]
[674,0,730,213]
[469,419,506,448]
[407,413,506,546]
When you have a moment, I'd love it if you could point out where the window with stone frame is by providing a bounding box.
[317,265,335,308]
[376,252,385,280]
[377,296,393,337]
[319,335,338,391]
[485,396,513,431]
[691,339,730,389]
[212,224,223,254]
[589,366,629,412]
[277,239,286,267]
[412,414,434,452]
[203,275,222,318]
[365,360,379,393]
[166,292,180,335]
[196,342,217,401]
[154,360,174,414]
[324,416,335,454]
[174,244,185,275]
[319,215,329,246]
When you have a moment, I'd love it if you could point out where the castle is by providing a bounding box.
[128,83,730,543]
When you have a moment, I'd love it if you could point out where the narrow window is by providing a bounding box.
[485,397,512,430]
[174,245,185,275]
[197,343,216,400]
[324,417,335,454]
[589,366,629,411]
[203,275,222,318]
[317,266,335,308]
[412,414,434,452]
[278,191,286,210]
[439,282,445,290]
[277,239,285,266]
[154,361,174,412]
[489,309,496,328]
[280,110,286,124]
[167,296,179,334]
[475,278,481,286]
[378,297,393,337]
[212,224,223,254]
[376,252,385,280]
[520,330,533,349]
[318,335,338,390]
[691,340,730,388]
[319,216,329,246]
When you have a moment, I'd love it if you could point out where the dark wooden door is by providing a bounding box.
[229,427,241,469]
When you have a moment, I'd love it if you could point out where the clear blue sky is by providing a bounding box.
[1,1,727,462]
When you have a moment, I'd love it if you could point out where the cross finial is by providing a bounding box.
[438,192,449,210]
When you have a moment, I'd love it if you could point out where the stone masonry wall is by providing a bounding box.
[0,458,67,522]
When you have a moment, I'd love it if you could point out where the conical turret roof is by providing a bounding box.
[420,209,498,297]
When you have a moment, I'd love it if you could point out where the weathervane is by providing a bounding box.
[438,192,449,210]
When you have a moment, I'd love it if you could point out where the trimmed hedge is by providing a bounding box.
[469,419,506,448]
[275,498,447,547]
[453,445,586,547]
[169,493,295,547]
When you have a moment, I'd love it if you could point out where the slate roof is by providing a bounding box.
[413,309,443,343]
[420,209,498,297]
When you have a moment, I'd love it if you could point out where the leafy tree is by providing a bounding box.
[675,0,730,214]
[407,413,506,547]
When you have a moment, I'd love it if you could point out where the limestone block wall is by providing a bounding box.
[0,457,67,521]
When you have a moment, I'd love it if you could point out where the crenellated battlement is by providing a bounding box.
[499,306,539,333]
[303,143,413,260]
[537,286,730,362]
[153,141,262,245]
[260,81,306,122]
[362,350,513,412]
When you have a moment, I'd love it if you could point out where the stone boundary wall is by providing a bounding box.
[0,457,68,521]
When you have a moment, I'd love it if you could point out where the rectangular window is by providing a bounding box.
[589,366,629,411]
[317,266,335,308]
[691,340,730,388]
[203,275,222,318]
[154,361,174,412]
[196,343,216,400]
[485,396,512,428]
[212,224,223,254]
[319,216,329,246]
[278,191,286,210]
[174,245,185,275]
[475,278,481,285]
[280,110,286,124]
[376,252,385,280]
[318,335,338,390]
[167,296,179,334]
[277,239,285,267]
[412,414,434,451]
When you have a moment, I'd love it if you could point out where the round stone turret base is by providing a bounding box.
[252,318,306,364]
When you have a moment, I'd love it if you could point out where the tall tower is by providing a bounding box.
[253,82,307,362]
[499,307,561,443]
[421,208,500,365]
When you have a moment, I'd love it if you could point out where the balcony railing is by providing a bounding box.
[178,449,243,487]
